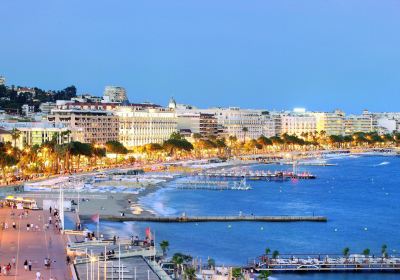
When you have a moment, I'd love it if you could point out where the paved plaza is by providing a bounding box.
[0,207,70,279]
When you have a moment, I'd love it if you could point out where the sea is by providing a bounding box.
[92,155,400,280]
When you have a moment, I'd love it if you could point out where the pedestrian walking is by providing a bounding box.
[11,257,16,268]
[35,271,41,280]
[12,221,16,229]
[49,206,52,214]
[28,260,32,271]
[23,260,28,271]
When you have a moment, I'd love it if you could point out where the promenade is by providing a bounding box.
[0,207,70,279]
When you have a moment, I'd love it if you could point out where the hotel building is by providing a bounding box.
[47,109,119,144]
[116,106,177,148]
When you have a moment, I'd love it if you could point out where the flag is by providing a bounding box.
[91,213,100,223]
[145,227,152,240]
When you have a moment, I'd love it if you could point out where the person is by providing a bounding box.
[36,271,41,280]
[49,206,52,214]
[28,260,32,271]
[26,223,30,231]
[48,216,52,224]
[11,257,16,268]
[66,255,71,265]
[12,222,16,229]
[24,260,28,271]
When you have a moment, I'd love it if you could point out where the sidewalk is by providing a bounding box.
[0,208,70,279]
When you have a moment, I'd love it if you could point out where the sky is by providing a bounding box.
[1,0,399,113]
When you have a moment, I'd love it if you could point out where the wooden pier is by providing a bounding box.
[81,215,327,223]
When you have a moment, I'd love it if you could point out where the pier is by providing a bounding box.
[81,215,327,223]
[197,170,316,180]
[248,254,400,273]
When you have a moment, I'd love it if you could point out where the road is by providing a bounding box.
[0,207,70,279]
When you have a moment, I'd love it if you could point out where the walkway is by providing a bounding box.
[0,207,70,279]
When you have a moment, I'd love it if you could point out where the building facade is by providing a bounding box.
[311,110,346,136]
[47,109,119,144]
[116,106,177,148]
[0,122,72,149]
[103,86,129,103]
[177,112,218,137]
[280,113,317,136]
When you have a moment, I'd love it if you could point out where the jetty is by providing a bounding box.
[81,215,327,223]
[248,253,400,273]
[175,179,252,191]
[197,170,316,180]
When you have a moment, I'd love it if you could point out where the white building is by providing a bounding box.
[103,86,129,103]
[280,113,317,136]
[39,102,57,114]
[0,122,72,149]
[116,106,177,148]
[311,110,346,136]
[202,107,276,140]
[344,111,377,135]
[21,104,35,116]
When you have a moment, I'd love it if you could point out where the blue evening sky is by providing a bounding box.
[1,0,399,113]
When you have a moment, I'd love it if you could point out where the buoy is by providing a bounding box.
[364,227,368,231]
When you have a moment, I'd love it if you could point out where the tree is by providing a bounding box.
[0,150,18,183]
[172,253,184,279]
[381,244,388,258]
[258,135,273,148]
[343,247,350,258]
[362,248,370,257]
[10,128,21,148]
[232,268,243,279]
[184,267,196,280]
[70,141,93,169]
[207,258,215,268]
[265,248,271,256]
[242,127,249,142]
[105,141,128,164]
[163,138,193,157]
[159,240,169,256]
[272,250,279,259]
[258,270,271,280]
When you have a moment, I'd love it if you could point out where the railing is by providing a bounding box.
[144,259,173,280]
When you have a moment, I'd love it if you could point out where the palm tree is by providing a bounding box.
[159,240,169,257]
[232,267,243,280]
[343,247,350,258]
[362,248,370,257]
[381,244,388,258]
[172,253,184,279]
[258,270,271,280]
[265,248,271,256]
[11,128,21,148]
[272,250,279,259]
[105,140,128,164]
[207,258,215,269]
[242,127,249,142]
[184,267,196,280]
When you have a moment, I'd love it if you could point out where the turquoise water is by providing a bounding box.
[95,155,400,279]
